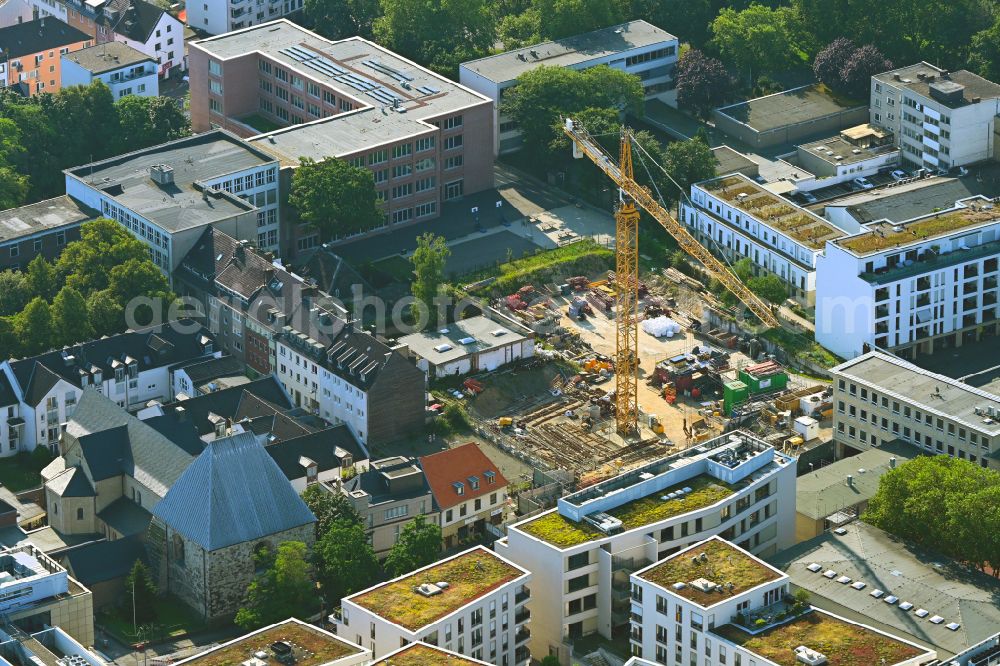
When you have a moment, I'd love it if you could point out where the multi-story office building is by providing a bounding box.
[627,536,935,666]
[815,194,1000,359]
[66,130,282,263]
[333,546,531,665]
[185,0,301,35]
[0,18,92,95]
[871,63,1000,171]
[61,41,157,98]
[829,350,1000,468]
[0,196,93,272]
[495,432,796,663]
[681,174,855,305]
[795,124,900,184]
[188,20,494,248]
[0,543,94,646]
[459,21,678,155]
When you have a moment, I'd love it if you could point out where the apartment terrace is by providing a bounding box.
[371,644,486,665]
[712,610,929,666]
[637,538,782,607]
[519,475,736,548]
[180,621,363,666]
[702,175,845,250]
[837,202,1000,255]
[348,549,526,631]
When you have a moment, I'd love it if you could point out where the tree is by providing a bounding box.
[373,0,495,74]
[675,49,734,117]
[839,45,892,98]
[628,0,714,47]
[746,274,787,304]
[383,514,442,577]
[661,135,717,207]
[26,256,57,301]
[87,289,126,337]
[125,560,158,626]
[501,65,644,159]
[540,657,561,666]
[0,317,19,360]
[0,271,31,318]
[301,485,362,537]
[532,0,622,41]
[15,298,53,356]
[410,233,450,324]
[49,82,119,174]
[236,541,319,629]
[969,16,1000,83]
[812,37,857,89]
[304,0,380,39]
[56,218,150,294]
[108,258,172,306]
[0,166,28,209]
[289,158,383,242]
[52,286,93,347]
[314,520,380,604]
[710,4,805,80]
[115,96,189,153]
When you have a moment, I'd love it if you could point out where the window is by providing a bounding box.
[307,82,320,97]
[393,164,412,179]
[208,60,221,75]
[369,149,388,165]
[415,176,435,192]
[415,202,436,217]
[384,505,408,520]
[393,143,412,159]
[445,155,463,170]
[209,80,222,94]
[76,507,84,520]
[442,115,463,130]
[391,183,412,199]
[444,134,463,150]
[415,136,434,151]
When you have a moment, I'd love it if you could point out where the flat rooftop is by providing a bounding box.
[176,620,364,666]
[66,131,273,232]
[459,20,676,85]
[822,174,1000,225]
[63,41,153,74]
[397,315,527,365]
[875,62,1000,108]
[713,608,931,666]
[836,196,1000,255]
[347,547,527,631]
[716,84,865,134]
[770,521,1000,658]
[518,474,736,548]
[701,174,847,249]
[799,135,898,166]
[832,351,1000,436]
[637,538,784,607]
[0,196,96,244]
[372,644,489,665]
[712,145,758,177]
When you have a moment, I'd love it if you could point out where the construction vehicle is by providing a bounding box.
[563,119,780,435]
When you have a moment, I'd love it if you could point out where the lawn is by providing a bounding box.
[762,328,840,369]
[518,476,735,548]
[714,611,926,666]
[238,113,284,134]
[99,595,207,643]
[188,622,360,666]
[463,238,613,298]
[371,255,414,283]
[373,644,483,665]
[350,550,524,631]
[0,455,43,491]
[639,539,781,606]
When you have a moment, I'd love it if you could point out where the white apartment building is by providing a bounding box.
[681,174,857,305]
[815,195,1000,359]
[795,124,900,185]
[871,63,1000,171]
[333,546,532,665]
[459,20,678,155]
[186,0,301,35]
[0,324,214,455]
[627,536,935,666]
[65,130,282,266]
[61,41,158,98]
[830,350,1000,468]
[495,432,796,664]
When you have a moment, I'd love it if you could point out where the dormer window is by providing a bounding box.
[128,362,138,379]
[485,470,496,484]
[115,367,125,383]
[453,481,464,495]
[93,371,102,383]
[468,476,479,491]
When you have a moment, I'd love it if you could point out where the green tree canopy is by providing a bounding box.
[661,135,717,207]
[301,485,362,537]
[125,559,158,626]
[304,0,380,39]
[373,0,495,75]
[675,49,734,117]
[115,95,190,153]
[532,0,622,40]
[87,289,126,338]
[410,233,450,325]
[710,4,807,79]
[0,271,31,318]
[26,256,57,301]
[52,286,93,347]
[746,274,787,304]
[289,157,384,242]
[314,519,381,604]
[383,514,442,577]
[15,298,54,356]
[56,218,152,294]
[969,15,1000,83]
[236,541,319,629]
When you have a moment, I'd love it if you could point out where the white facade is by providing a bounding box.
[496,433,796,664]
[681,174,858,305]
[815,195,1000,359]
[459,21,678,155]
[186,0,301,36]
[871,63,1000,171]
[61,52,158,99]
[334,546,531,665]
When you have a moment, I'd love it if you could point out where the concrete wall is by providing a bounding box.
[714,104,869,150]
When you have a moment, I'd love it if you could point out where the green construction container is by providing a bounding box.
[738,368,789,394]
[723,380,749,415]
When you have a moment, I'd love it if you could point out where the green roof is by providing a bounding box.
[837,206,999,255]
[518,475,736,548]
[184,621,362,666]
[372,644,487,665]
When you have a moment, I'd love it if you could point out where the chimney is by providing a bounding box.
[847,474,853,488]
[889,457,896,469]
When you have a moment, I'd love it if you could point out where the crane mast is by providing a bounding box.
[563,118,779,436]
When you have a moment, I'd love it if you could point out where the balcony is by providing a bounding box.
[514,608,530,624]
[915,294,931,308]
[964,297,978,312]
[964,281,979,295]
[515,627,530,645]
[876,304,889,319]
[515,588,530,605]
[515,646,531,664]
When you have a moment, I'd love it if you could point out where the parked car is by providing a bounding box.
[852,176,875,190]
[890,169,908,181]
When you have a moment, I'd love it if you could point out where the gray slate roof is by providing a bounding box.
[47,467,96,498]
[152,431,315,551]
[62,536,146,586]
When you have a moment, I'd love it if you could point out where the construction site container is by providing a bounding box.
[497,417,513,427]
[723,380,749,414]
[738,364,789,394]
[794,415,820,440]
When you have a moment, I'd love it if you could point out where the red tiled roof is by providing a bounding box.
[419,443,508,511]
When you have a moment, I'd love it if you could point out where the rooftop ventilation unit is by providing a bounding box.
[150,164,174,185]
[491,329,508,337]
[433,344,453,353]
[583,511,623,534]
[794,646,828,666]
[415,582,445,596]
[689,578,717,593]
[458,336,476,345]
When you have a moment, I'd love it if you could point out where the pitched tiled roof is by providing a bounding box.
[172,355,244,387]
[0,18,90,59]
[97,497,152,537]
[96,0,165,44]
[265,425,367,481]
[152,432,315,551]
[419,443,508,511]
[22,363,63,407]
[156,376,293,438]
[47,467,96,498]
[0,371,17,407]
[63,536,146,585]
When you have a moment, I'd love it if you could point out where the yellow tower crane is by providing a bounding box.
[563,118,779,436]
